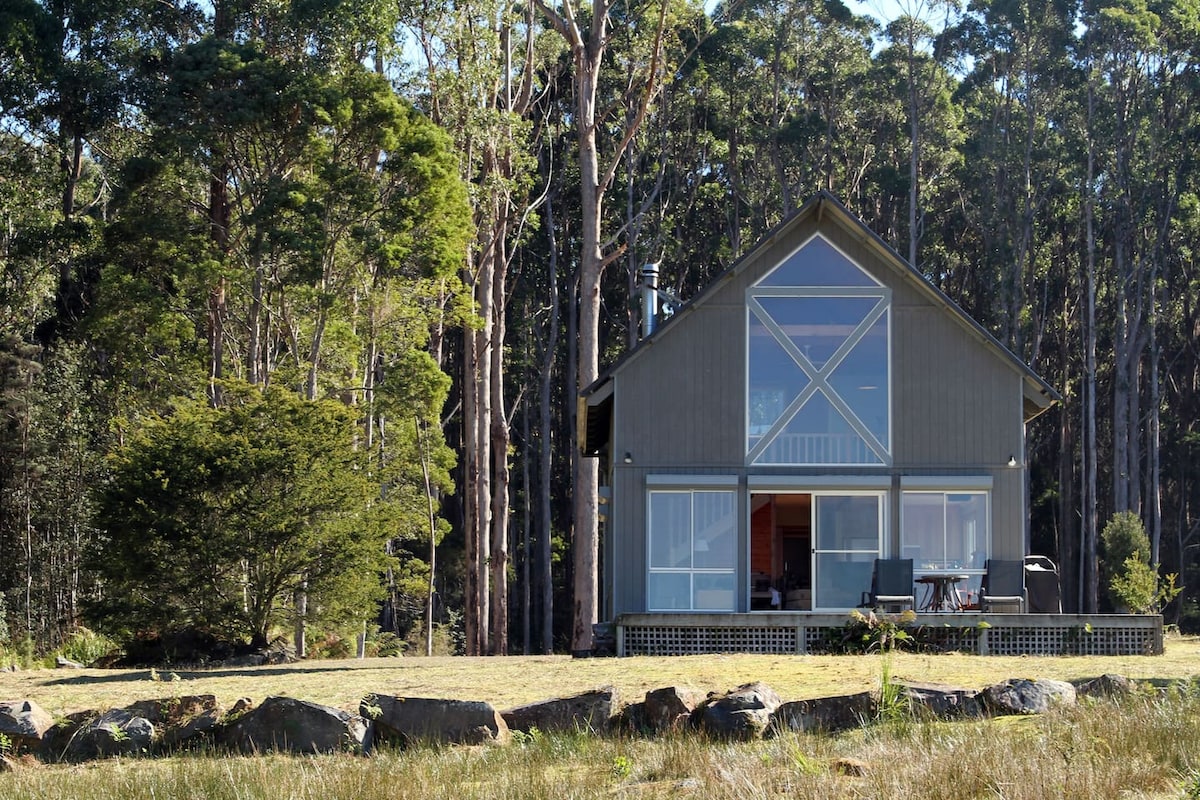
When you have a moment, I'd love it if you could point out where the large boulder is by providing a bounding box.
[0,700,55,754]
[502,687,617,734]
[125,695,224,749]
[66,709,156,760]
[770,690,877,735]
[221,696,366,754]
[897,681,983,719]
[982,679,1076,715]
[361,694,509,748]
[643,687,704,734]
[694,682,781,741]
[1074,674,1136,700]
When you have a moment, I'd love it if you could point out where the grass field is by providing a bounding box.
[4,636,1199,716]
[3,635,1200,799]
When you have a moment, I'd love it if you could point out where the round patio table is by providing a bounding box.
[915,573,969,612]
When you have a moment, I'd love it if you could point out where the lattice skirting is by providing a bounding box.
[617,614,1162,657]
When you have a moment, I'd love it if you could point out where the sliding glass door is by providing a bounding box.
[811,493,884,610]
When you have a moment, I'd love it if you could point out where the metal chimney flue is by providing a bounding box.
[640,262,660,340]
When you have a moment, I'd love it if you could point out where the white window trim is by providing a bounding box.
[646,486,738,612]
[900,488,992,574]
[745,233,893,467]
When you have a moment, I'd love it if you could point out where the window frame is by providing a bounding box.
[745,233,892,467]
[900,488,992,603]
[646,486,738,612]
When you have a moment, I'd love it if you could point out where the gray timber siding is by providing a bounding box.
[602,206,1039,616]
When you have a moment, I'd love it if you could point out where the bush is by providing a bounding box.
[1101,512,1151,609]
[57,626,119,666]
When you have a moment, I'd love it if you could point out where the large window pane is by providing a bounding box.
[746,242,890,466]
[760,237,879,288]
[815,495,880,551]
[647,487,737,611]
[649,492,691,569]
[901,491,989,571]
[693,491,736,569]
[815,553,874,609]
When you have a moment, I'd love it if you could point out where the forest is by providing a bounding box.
[0,0,1197,659]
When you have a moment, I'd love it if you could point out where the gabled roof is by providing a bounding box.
[582,192,1059,454]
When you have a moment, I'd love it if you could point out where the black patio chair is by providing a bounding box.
[860,558,915,612]
[981,559,1026,613]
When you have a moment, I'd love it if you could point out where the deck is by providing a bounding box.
[614,612,1163,657]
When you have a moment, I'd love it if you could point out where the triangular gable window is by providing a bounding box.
[747,234,891,465]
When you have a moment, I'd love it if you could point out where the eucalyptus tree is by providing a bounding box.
[403,0,553,655]
[534,0,698,654]
[877,0,963,269]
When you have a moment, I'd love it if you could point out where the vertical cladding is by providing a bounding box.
[610,466,648,616]
[618,303,745,467]
[893,305,1021,468]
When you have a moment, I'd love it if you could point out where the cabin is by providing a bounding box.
[582,193,1161,656]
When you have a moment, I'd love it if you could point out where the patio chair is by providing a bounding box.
[860,558,915,612]
[981,559,1026,613]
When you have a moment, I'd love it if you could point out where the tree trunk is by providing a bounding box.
[1083,80,1099,614]
[489,220,510,656]
[572,50,604,655]
[463,319,482,655]
[540,190,561,654]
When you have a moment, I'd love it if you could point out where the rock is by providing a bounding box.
[982,678,1076,715]
[362,695,509,748]
[1074,674,1135,699]
[125,695,224,749]
[227,697,255,717]
[54,655,84,669]
[611,701,648,734]
[0,700,55,753]
[38,709,94,761]
[896,681,983,719]
[643,687,704,734]
[502,687,618,734]
[67,709,156,760]
[221,696,366,755]
[770,691,877,734]
[694,682,781,741]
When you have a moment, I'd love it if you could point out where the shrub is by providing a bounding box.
[57,626,119,666]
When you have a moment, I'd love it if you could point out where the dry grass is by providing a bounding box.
[4,694,1200,799]
[3,634,1200,799]
[3,634,1198,717]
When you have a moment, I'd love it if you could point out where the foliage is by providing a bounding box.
[56,626,118,667]
[1110,557,1183,615]
[88,385,402,648]
[829,609,917,654]
[1102,512,1180,613]
[1101,511,1151,571]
